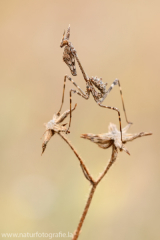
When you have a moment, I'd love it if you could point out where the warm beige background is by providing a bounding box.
[0,0,159,239]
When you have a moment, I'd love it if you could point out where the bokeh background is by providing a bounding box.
[0,0,159,239]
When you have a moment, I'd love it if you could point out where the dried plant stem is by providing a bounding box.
[58,132,95,184]
[96,146,118,184]
[72,146,118,240]
[72,185,96,240]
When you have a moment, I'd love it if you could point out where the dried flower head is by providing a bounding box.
[41,104,77,155]
[81,123,152,155]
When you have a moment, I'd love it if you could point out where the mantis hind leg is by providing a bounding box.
[67,88,90,133]
[100,79,132,124]
[98,103,123,143]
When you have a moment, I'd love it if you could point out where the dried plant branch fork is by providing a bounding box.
[41,106,119,239]
[58,25,132,144]
[72,145,118,240]
[42,114,152,240]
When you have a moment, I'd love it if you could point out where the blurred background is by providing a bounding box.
[0,0,159,239]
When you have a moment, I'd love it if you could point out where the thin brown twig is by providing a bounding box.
[72,185,96,240]
[96,146,118,185]
[58,132,95,184]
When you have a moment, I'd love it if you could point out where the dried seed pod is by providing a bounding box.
[81,122,152,155]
